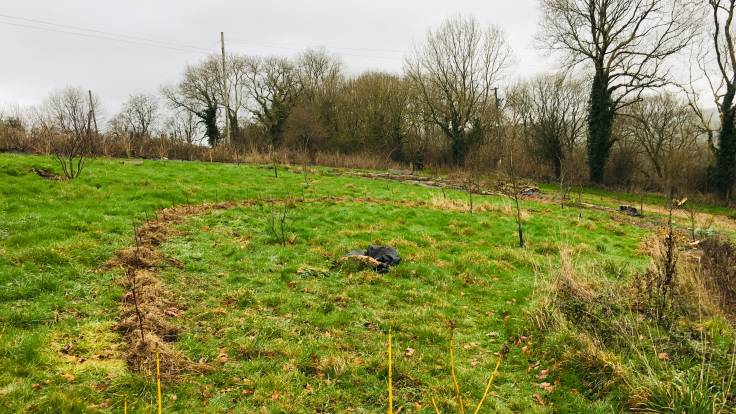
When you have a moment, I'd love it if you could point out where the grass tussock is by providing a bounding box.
[700,237,736,320]
[530,239,736,412]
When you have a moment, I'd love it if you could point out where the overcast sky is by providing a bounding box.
[1,0,553,116]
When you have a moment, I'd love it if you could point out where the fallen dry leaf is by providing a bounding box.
[533,393,545,405]
[657,352,669,361]
[164,309,180,317]
[539,382,555,393]
[218,349,229,364]
[61,373,76,383]
[404,348,415,358]
[271,391,280,400]
[537,369,549,380]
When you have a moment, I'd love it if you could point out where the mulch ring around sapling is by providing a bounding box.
[105,203,247,378]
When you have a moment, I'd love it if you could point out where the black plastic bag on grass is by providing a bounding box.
[345,245,401,274]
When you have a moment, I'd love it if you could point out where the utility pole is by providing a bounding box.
[220,32,231,145]
[88,90,99,135]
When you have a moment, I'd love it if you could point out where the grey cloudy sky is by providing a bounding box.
[0,0,552,116]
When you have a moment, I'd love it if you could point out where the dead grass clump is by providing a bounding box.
[337,255,382,271]
[528,254,636,397]
[427,195,469,212]
[125,333,207,379]
[116,306,180,342]
[135,222,174,246]
[31,167,66,181]
[106,246,164,269]
[114,266,194,375]
[632,235,724,322]
[530,240,736,411]
[700,237,736,320]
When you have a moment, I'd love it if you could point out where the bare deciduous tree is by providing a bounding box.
[244,56,302,147]
[539,0,695,183]
[336,72,413,162]
[219,55,253,143]
[117,94,160,138]
[167,110,201,145]
[44,87,100,178]
[297,48,343,102]
[109,93,160,157]
[622,93,699,184]
[508,73,587,180]
[163,56,222,146]
[406,15,512,165]
[690,0,736,200]
[283,102,327,163]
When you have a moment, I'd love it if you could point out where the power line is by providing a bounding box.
[0,12,404,61]
[0,14,212,53]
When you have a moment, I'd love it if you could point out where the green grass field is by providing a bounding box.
[0,154,728,412]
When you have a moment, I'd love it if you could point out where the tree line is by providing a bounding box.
[2,1,736,201]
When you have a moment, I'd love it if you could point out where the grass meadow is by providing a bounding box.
[1,153,732,413]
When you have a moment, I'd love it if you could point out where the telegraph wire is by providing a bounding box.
[0,13,405,61]
[0,20,211,54]
[0,12,212,52]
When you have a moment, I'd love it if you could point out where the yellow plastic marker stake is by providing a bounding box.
[431,396,441,414]
[473,357,502,414]
[450,334,465,414]
[388,330,393,414]
[156,348,162,414]
[124,398,127,414]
